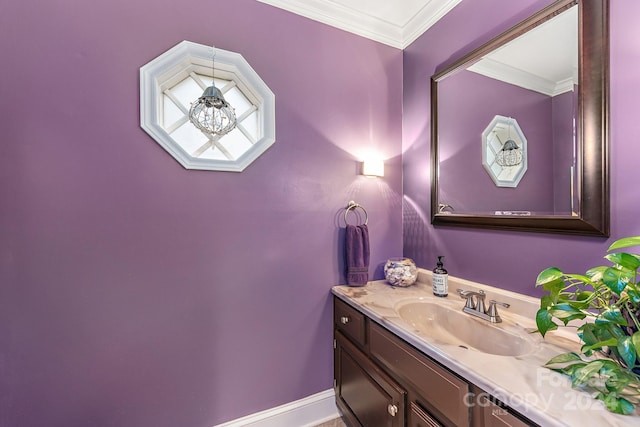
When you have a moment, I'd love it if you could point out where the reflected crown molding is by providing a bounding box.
[468,58,575,97]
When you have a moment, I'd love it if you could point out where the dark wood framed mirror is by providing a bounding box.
[430,0,609,236]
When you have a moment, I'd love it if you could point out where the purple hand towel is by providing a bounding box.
[345,224,370,286]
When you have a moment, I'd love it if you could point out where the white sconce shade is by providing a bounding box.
[362,159,384,177]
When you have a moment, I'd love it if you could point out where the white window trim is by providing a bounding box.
[140,41,276,172]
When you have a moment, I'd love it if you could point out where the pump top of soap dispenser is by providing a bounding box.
[434,256,447,274]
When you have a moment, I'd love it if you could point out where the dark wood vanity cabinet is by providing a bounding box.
[333,296,537,427]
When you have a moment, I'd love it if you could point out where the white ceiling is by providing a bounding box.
[256,0,463,49]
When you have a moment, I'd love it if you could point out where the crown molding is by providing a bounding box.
[402,0,463,48]
[256,0,463,49]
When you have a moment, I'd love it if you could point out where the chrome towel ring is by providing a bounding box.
[344,200,368,226]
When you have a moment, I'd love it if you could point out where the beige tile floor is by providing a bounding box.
[313,417,347,427]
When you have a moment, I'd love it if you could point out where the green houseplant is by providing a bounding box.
[536,236,640,415]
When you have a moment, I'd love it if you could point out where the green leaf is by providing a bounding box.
[535,308,558,337]
[536,267,564,286]
[598,359,623,375]
[577,290,594,301]
[549,303,584,317]
[608,236,640,251]
[627,287,640,304]
[578,324,599,352]
[602,268,629,295]
[601,307,628,326]
[548,304,586,326]
[632,331,640,354]
[598,394,636,415]
[617,336,637,369]
[545,352,583,366]
[564,273,594,284]
[545,282,565,303]
[604,323,627,339]
[605,252,640,271]
[586,266,608,282]
[549,365,583,376]
[581,337,618,353]
[602,366,634,391]
[618,398,636,415]
[572,361,604,387]
[540,295,553,309]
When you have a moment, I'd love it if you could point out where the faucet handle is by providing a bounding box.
[489,300,510,308]
[487,300,510,323]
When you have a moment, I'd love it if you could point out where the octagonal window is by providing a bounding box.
[140,41,275,172]
[481,115,528,187]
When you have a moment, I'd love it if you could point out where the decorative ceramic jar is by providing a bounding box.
[384,257,418,287]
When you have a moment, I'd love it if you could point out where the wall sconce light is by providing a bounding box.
[362,159,384,177]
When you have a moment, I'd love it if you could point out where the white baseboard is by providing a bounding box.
[214,388,339,427]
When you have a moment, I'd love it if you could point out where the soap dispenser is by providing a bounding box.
[432,256,448,297]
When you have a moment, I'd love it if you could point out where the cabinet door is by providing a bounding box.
[335,331,405,427]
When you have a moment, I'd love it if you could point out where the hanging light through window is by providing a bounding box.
[495,118,523,167]
[496,139,523,167]
[189,46,237,136]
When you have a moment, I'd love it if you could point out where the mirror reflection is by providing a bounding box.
[431,0,608,236]
[436,5,578,216]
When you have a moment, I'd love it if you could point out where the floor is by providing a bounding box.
[314,417,347,427]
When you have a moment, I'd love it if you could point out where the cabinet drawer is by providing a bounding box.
[334,297,366,347]
[410,401,444,427]
[369,322,470,427]
[478,395,535,427]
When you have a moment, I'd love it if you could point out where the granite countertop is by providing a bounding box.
[332,270,640,426]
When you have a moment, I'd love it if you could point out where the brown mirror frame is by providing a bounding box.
[430,0,609,236]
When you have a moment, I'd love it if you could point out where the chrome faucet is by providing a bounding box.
[456,288,509,323]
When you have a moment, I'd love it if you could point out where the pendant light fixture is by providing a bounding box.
[495,118,523,167]
[189,46,237,136]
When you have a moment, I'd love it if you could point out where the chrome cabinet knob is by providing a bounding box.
[340,316,350,325]
[388,404,398,417]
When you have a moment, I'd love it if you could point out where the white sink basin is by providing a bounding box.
[396,301,535,356]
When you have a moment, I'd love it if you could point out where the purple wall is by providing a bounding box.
[403,0,640,295]
[0,1,402,426]
[437,70,554,213]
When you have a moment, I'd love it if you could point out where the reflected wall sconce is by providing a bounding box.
[362,159,384,177]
